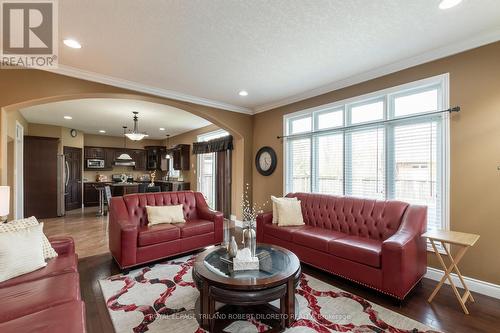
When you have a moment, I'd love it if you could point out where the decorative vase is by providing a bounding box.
[228,236,238,258]
[242,223,257,257]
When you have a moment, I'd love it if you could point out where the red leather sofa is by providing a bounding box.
[109,191,224,269]
[0,236,86,333]
[257,193,427,299]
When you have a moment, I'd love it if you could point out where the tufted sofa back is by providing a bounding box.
[286,193,409,241]
[121,191,200,227]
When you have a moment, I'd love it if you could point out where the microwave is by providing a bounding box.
[87,159,105,169]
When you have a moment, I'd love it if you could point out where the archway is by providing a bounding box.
[1,92,251,219]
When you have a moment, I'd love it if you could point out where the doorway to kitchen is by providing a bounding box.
[197,130,230,213]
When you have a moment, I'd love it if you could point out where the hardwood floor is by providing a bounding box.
[44,209,500,333]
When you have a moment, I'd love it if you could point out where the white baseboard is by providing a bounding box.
[425,267,500,300]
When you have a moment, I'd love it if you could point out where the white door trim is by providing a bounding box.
[14,121,24,219]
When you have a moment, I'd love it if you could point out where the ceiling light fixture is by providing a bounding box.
[99,130,106,133]
[159,127,165,131]
[64,116,72,120]
[238,90,248,96]
[125,111,148,141]
[439,0,462,9]
[63,39,82,49]
[115,126,134,163]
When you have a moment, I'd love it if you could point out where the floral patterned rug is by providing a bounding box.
[99,256,440,333]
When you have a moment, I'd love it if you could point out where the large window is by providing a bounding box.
[284,74,449,235]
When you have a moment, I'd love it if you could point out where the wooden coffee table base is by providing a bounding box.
[194,270,300,333]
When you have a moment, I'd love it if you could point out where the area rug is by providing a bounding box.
[99,256,440,333]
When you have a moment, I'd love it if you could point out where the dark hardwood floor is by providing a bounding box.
[78,230,500,333]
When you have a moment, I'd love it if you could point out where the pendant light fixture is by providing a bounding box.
[125,111,148,141]
[165,134,171,159]
[115,126,135,166]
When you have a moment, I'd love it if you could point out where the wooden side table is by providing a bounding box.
[423,230,480,314]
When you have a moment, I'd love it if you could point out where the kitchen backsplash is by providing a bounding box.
[83,168,189,182]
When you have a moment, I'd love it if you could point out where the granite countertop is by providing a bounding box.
[110,182,140,186]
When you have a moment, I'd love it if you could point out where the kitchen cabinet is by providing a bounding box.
[145,146,166,170]
[83,182,105,207]
[168,144,190,170]
[84,147,105,159]
[104,148,115,169]
[111,184,139,196]
[132,150,147,171]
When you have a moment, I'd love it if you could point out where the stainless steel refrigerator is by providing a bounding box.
[57,154,67,216]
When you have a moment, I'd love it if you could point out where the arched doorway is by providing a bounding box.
[1,92,251,219]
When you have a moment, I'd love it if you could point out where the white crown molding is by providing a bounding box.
[425,267,500,300]
[42,65,254,115]
[253,28,500,114]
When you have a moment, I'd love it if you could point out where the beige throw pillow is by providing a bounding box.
[0,216,57,260]
[146,205,185,225]
[0,223,47,283]
[276,199,305,227]
[271,196,298,224]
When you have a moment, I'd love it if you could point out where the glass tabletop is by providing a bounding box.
[204,244,291,280]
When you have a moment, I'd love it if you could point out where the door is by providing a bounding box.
[24,136,59,218]
[64,146,82,211]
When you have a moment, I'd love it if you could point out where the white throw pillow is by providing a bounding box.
[146,205,185,225]
[0,216,57,260]
[271,196,298,224]
[0,223,47,283]
[276,199,305,227]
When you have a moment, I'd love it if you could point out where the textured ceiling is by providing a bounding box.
[20,99,211,139]
[56,0,500,112]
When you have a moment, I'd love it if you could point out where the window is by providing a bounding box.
[197,129,229,208]
[284,74,449,237]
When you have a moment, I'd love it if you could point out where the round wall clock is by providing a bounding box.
[255,146,277,176]
[70,129,77,137]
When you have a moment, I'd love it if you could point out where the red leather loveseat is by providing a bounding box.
[257,193,427,299]
[109,191,223,269]
[0,236,86,333]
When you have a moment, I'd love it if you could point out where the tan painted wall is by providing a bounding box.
[0,69,253,219]
[28,123,84,154]
[252,41,500,285]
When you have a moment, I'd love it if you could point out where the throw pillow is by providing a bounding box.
[276,199,305,227]
[0,223,47,283]
[146,205,185,225]
[0,216,58,260]
[271,195,298,224]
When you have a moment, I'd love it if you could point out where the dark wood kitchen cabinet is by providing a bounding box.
[132,149,147,171]
[84,147,105,159]
[169,144,190,170]
[145,146,166,170]
[104,148,115,169]
[83,182,100,207]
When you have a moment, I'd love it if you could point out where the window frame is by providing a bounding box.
[283,73,450,251]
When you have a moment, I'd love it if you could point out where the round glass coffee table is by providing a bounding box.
[192,243,301,332]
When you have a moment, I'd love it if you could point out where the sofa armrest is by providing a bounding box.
[48,236,75,256]
[194,192,224,243]
[256,212,273,242]
[109,197,138,268]
[382,205,427,298]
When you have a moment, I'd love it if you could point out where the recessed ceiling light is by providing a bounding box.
[63,39,82,49]
[63,116,72,120]
[439,0,462,9]
[238,90,248,96]
[159,127,165,131]
[99,130,106,133]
